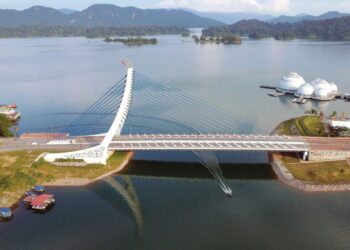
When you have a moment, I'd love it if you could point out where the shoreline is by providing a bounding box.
[270,119,350,192]
[270,152,350,192]
[5,152,134,209]
[43,152,134,187]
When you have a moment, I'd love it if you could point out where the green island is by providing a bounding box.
[0,26,189,39]
[203,16,350,41]
[272,112,350,185]
[104,36,157,45]
[0,151,129,207]
[192,33,242,45]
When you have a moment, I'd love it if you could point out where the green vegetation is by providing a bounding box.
[193,33,242,44]
[0,5,223,29]
[0,26,189,38]
[203,16,350,41]
[104,36,157,45]
[274,114,350,184]
[0,114,13,137]
[282,153,350,184]
[276,115,326,136]
[0,151,128,207]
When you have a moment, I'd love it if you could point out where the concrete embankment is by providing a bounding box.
[270,153,350,192]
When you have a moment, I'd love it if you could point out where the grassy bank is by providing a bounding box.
[280,153,350,184]
[0,151,128,207]
[275,115,326,136]
[273,115,350,184]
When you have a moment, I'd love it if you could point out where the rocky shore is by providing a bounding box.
[270,153,350,192]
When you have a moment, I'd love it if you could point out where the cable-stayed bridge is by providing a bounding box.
[5,59,349,195]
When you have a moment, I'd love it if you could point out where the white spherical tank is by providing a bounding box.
[314,88,330,99]
[277,72,306,93]
[311,78,334,100]
[330,82,338,93]
[296,83,314,98]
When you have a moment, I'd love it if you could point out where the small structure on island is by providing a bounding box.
[328,117,350,137]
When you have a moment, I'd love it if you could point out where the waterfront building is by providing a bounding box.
[276,73,339,101]
[328,117,350,129]
[276,72,306,94]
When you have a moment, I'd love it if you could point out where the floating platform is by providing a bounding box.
[268,92,285,97]
[260,85,277,90]
[293,97,307,104]
[23,193,55,211]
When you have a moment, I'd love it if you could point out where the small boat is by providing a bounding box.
[31,194,55,211]
[23,193,38,207]
[32,185,45,193]
[0,104,20,121]
[0,208,12,220]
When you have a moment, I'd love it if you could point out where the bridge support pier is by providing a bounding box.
[44,60,134,165]
[302,151,309,161]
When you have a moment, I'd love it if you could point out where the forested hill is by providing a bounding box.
[203,16,350,40]
[0,4,223,27]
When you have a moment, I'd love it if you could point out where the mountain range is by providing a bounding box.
[181,9,272,24]
[186,9,349,24]
[0,4,223,27]
[269,11,350,23]
[0,4,348,28]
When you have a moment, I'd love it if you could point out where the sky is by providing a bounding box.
[1,0,350,15]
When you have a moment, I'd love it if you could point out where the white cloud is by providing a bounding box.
[157,0,290,14]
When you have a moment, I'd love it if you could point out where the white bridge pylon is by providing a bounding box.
[44,59,134,164]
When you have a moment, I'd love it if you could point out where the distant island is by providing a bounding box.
[203,16,350,41]
[0,26,189,39]
[192,33,242,44]
[104,36,157,45]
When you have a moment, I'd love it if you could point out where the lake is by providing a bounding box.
[1,34,350,249]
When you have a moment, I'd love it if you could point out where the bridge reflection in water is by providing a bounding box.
[87,159,276,238]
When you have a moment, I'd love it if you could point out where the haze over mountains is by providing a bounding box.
[0,4,223,27]
[269,11,350,23]
[187,9,350,24]
[0,4,348,28]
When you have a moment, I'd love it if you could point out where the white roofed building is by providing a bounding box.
[276,72,306,94]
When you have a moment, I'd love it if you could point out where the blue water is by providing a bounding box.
[1,34,350,249]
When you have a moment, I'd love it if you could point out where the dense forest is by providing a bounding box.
[104,36,157,45]
[203,16,350,40]
[193,34,242,44]
[0,26,189,38]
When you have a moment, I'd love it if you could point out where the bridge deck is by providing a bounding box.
[108,134,309,152]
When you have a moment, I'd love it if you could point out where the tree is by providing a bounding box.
[331,111,337,117]
[0,114,13,137]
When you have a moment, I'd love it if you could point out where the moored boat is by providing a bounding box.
[32,185,45,193]
[0,208,12,220]
[0,104,21,121]
[23,193,55,211]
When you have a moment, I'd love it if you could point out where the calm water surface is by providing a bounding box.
[1,35,350,249]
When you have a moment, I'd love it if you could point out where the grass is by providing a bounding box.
[282,153,350,184]
[275,115,350,184]
[0,151,128,207]
[276,115,326,136]
[276,116,350,184]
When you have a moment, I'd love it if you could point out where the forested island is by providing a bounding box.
[0,26,189,38]
[203,16,350,41]
[104,36,157,45]
[192,33,242,44]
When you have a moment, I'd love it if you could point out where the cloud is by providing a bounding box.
[157,0,290,14]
